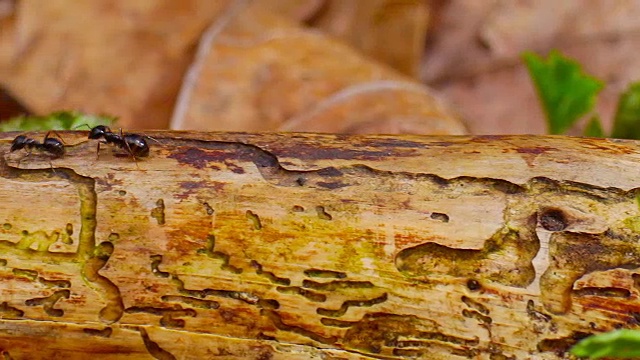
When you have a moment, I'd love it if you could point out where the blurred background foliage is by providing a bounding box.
[2,0,640,136]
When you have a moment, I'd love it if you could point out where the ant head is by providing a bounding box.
[88,125,111,139]
[43,137,65,157]
[10,135,29,152]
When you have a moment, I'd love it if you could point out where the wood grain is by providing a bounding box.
[1,131,640,359]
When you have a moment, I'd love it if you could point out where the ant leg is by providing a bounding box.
[48,159,57,175]
[119,128,139,168]
[44,130,66,144]
[120,128,134,156]
[16,151,32,168]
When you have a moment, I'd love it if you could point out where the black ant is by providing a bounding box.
[10,132,65,158]
[84,125,150,159]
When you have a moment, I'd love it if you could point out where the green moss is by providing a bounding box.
[0,110,115,131]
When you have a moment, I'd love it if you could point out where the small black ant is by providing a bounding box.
[85,125,150,159]
[10,132,65,158]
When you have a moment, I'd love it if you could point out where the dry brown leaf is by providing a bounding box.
[423,0,640,134]
[260,0,325,22]
[1,0,464,135]
[311,0,429,77]
[277,81,464,134]
[0,0,233,129]
[173,1,466,135]
[0,0,17,67]
[421,1,501,84]
[0,88,28,120]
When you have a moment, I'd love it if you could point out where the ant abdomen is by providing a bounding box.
[43,138,65,157]
[124,135,149,157]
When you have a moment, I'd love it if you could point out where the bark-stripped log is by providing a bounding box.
[1,132,640,359]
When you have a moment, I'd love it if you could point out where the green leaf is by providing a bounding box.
[570,329,640,359]
[523,50,604,134]
[611,82,640,139]
[0,111,116,132]
[583,115,605,137]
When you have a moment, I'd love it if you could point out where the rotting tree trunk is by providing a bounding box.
[1,131,640,359]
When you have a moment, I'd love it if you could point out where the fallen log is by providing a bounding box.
[1,131,639,359]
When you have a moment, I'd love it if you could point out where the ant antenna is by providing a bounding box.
[73,124,93,130]
[144,134,162,144]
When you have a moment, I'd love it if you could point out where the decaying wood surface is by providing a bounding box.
[1,131,640,359]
